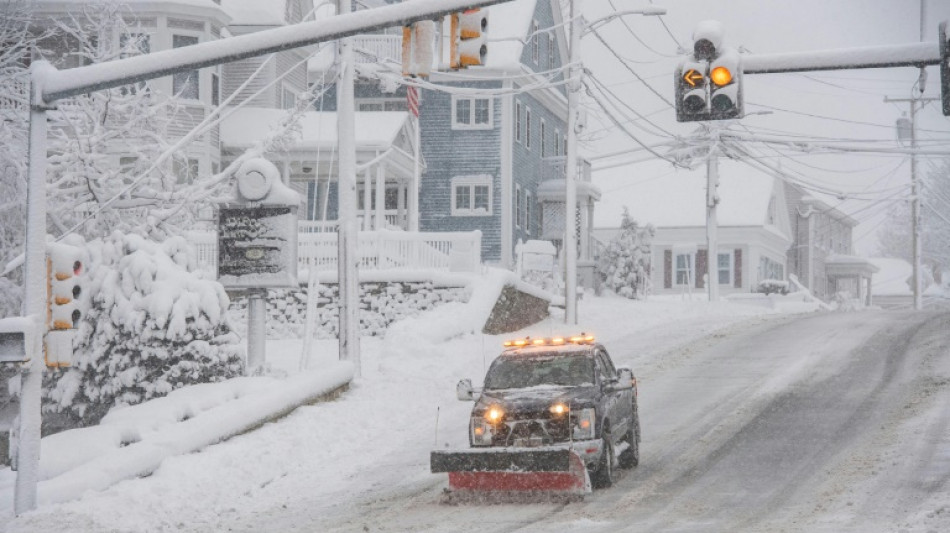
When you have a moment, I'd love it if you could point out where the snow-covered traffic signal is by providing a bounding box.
[47,243,83,331]
[675,21,744,122]
[46,242,85,367]
[449,8,488,69]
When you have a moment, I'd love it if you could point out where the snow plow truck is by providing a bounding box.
[431,334,640,501]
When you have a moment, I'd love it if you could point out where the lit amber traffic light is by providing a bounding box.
[710,66,732,86]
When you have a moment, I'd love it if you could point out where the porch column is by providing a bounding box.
[375,161,386,230]
[397,178,407,229]
[363,164,372,231]
[866,276,873,307]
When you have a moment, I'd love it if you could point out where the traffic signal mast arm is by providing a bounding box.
[742,41,940,74]
[36,0,514,103]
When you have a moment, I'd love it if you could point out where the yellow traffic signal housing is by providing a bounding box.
[448,8,488,69]
[45,242,85,367]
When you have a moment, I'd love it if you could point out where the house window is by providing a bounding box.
[452,96,492,129]
[767,196,777,225]
[547,33,556,67]
[174,157,199,184]
[515,101,522,143]
[452,175,492,216]
[515,186,522,228]
[119,33,150,58]
[524,192,531,234]
[532,21,540,64]
[540,119,546,157]
[554,129,560,155]
[172,35,199,99]
[211,73,220,106]
[281,85,296,109]
[717,252,732,285]
[675,253,693,286]
[525,107,532,149]
[759,256,784,281]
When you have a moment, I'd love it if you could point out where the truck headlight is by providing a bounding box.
[471,417,493,446]
[573,408,595,440]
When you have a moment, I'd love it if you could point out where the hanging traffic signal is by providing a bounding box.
[675,21,744,122]
[448,8,488,69]
[940,21,949,116]
[402,21,435,78]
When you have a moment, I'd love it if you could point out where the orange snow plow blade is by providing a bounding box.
[431,448,590,502]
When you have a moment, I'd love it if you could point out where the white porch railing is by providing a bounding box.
[188,227,482,276]
[352,35,402,64]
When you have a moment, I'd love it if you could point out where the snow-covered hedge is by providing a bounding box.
[228,281,470,339]
[42,233,244,430]
[753,279,790,295]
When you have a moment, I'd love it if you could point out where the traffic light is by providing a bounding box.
[46,242,85,367]
[448,8,488,69]
[940,21,949,116]
[675,21,744,122]
[402,21,434,78]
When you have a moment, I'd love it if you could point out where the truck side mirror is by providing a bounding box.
[617,368,635,391]
[456,378,475,401]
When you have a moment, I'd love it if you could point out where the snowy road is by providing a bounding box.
[8,307,950,532]
[285,311,950,533]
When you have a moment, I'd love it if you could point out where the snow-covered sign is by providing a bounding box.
[217,205,298,289]
[0,316,33,363]
[518,240,557,273]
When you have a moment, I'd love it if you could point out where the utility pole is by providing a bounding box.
[885,93,939,311]
[337,0,361,376]
[564,0,580,325]
[706,129,720,302]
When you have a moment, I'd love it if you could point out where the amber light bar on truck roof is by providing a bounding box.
[502,334,596,348]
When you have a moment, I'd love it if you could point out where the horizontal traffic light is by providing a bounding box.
[675,22,743,122]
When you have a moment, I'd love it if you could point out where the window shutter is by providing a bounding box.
[696,249,707,289]
[734,249,742,288]
[664,250,672,289]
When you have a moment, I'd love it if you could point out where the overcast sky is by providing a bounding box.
[580,0,950,255]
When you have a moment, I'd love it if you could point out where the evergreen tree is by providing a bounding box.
[597,208,654,299]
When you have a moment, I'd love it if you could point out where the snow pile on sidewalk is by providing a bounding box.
[0,361,352,510]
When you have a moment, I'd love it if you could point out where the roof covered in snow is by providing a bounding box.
[220,107,410,150]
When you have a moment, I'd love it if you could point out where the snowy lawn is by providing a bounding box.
[1,289,808,531]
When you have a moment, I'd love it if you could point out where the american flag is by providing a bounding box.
[406,85,419,118]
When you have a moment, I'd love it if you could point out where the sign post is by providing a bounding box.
[217,158,300,374]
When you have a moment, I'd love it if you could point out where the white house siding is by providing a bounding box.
[222,50,279,108]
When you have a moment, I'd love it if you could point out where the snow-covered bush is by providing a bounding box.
[596,208,654,299]
[753,279,790,295]
[43,232,244,429]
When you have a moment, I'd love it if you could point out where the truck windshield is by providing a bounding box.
[484,354,594,389]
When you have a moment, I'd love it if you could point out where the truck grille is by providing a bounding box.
[494,417,571,446]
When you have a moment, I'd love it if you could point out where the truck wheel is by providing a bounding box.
[619,421,639,468]
[591,431,620,488]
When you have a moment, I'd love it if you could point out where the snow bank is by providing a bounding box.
[3,362,353,507]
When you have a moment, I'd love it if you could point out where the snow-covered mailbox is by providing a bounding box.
[217,158,300,372]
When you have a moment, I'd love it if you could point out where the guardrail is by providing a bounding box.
[187,227,482,276]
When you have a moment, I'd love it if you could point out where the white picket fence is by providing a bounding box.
[188,227,482,276]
